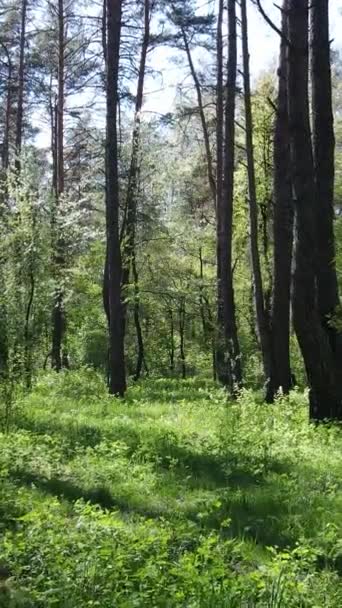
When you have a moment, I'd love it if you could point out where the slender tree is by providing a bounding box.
[105,0,126,396]
[121,0,151,381]
[270,0,293,397]
[15,0,28,173]
[216,0,242,390]
[240,0,272,397]
[51,0,66,371]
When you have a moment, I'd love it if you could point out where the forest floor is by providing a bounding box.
[1,371,342,607]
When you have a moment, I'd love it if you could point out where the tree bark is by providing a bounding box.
[121,0,150,300]
[241,0,272,397]
[216,0,242,391]
[105,0,126,396]
[270,0,294,398]
[51,0,66,371]
[287,0,341,420]
[132,255,147,381]
[310,0,342,360]
[179,297,186,379]
[1,43,13,173]
[15,0,28,174]
[169,308,175,373]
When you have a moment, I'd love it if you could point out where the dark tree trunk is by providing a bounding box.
[179,297,186,379]
[241,0,272,397]
[310,0,342,361]
[105,0,126,396]
[132,255,147,381]
[270,0,294,398]
[121,0,150,314]
[51,0,66,372]
[287,0,341,420]
[1,43,12,172]
[216,0,242,391]
[15,0,28,174]
[169,308,175,374]
[216,0,224,217]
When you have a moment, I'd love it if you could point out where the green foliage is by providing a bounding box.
[1,374,342,606]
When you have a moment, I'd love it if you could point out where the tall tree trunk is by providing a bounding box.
[1,43,12,173]
[287,0,341,420]
[270,0,294,398]
[310,0,341,361]
[241,0,272,397]
[15,0,28,174]
[121,0,150,309]
[105,0,126,396]
[216,0,224,219]
[216,0,242,391]
[51,0,66,371]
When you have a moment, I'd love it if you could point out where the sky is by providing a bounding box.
[34,0,342,147]
[143,0,342,116]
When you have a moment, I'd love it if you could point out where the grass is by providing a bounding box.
[1,369,342,606]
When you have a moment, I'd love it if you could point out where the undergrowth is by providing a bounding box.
[1,369,342,606]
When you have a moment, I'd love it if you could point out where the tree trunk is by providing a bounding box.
[216,0,242,391]
[169,308,175,374]
[1,43,12,173]
[270,0,294,398]
[179,297,186,379]
[216,0,224,219]
[287,0,341,420]
[51,0,66,371]
[15,0,28,174]
[105,0,126,396]
[121,0,150,321]
[241,0,272,397]
[310,0,342,361]
[132,255,147,381]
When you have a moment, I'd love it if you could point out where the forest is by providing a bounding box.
[1,0,342,606]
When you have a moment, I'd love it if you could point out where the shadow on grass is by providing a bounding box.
[10,463,295,551]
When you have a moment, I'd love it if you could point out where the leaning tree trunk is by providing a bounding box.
[310,0,342,364]
[270,0,294,398]
[104,0,126,396]
[287,0,341,420]
[216,0,242,391]
[240,0,272,398]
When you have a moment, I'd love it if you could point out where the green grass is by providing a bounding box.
[1,370,342,606]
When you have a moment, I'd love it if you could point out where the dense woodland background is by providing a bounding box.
[0,0,342,412]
